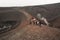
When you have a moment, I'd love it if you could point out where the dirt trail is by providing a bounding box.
[19,10,32,19]
[0,12,60,40]
[0,23,60,40]
[0,9,60,40]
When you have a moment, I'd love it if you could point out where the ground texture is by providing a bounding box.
[0,3,60,40]
[0,20,60,40]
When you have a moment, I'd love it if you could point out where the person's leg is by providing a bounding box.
[42,17,49,26]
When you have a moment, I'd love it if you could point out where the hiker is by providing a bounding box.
[30,17,36,25]
[30,17,40,25]
[37,13,49,26]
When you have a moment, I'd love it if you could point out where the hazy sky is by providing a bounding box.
[0,0,60,7]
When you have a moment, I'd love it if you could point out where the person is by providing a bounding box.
[29,17,40,25]
[30,17,36,25]
[37,13,49,26]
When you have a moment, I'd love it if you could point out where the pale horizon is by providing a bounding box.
[0,0,60,7]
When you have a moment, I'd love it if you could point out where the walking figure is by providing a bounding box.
[37,13,49,26]
[30,17,37,25]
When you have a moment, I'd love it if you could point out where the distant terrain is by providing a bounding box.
[0,3,60,40]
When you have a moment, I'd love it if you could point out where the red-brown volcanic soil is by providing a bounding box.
[0,3,60,40]
[0,19,60,40]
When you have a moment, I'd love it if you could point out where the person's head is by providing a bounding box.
[37,13,42,19]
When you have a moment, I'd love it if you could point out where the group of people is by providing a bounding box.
[29,13,49,26]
